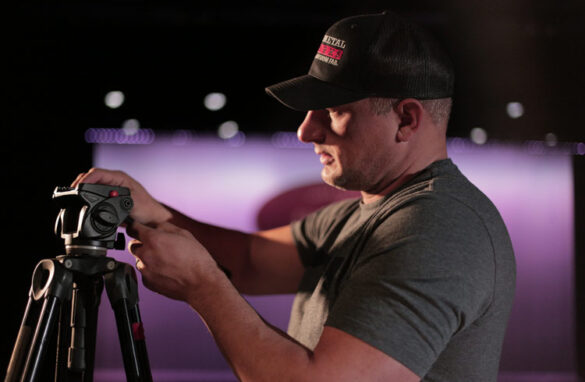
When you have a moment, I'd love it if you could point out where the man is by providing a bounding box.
[73,11,516,381]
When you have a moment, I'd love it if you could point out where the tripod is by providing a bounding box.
[4,184,152,382]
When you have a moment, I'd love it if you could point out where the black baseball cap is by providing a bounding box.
[265,11,454,111]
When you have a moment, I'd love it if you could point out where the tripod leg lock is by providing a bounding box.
[132,322,145,341]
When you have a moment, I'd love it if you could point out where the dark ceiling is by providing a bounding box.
[6,0,585,142]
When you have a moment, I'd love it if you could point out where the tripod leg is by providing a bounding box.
[105,263,152,382]
[5,298,35,382]
[5,259,73,382]
[54,276,103,382]
[21,296,61,382]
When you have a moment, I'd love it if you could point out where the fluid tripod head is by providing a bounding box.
[53,183,133,256]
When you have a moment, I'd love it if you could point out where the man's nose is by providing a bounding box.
[297,110,327,144]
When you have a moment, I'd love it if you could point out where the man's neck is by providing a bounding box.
[360,152,448,204]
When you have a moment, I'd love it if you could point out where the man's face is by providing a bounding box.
[297,98,403,193]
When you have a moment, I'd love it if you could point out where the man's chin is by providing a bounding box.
[321,171,353,191]
[325,181,349,191]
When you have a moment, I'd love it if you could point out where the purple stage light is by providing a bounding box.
[89,133,579,381]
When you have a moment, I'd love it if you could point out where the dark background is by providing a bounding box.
[3,0,585,377]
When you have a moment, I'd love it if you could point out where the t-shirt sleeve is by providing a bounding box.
[291,217,321,267]
[291,198,360,267]
[325,198,496,377]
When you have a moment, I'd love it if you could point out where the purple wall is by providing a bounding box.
[91,133,579,381]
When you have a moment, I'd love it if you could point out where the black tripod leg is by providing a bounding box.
[104,263,152,382]
[22,296,61,382]
[5,259,73,382]
[55,275,103,382]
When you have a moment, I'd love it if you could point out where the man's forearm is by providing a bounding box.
[162,204,303,295]
[162,204,253,288]
[188,270,316,382]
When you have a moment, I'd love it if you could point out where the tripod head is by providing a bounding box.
[53,183,134,256]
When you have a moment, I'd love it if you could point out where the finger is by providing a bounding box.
[127,220,154,240]
[119,216,134,229]
[71,172,87,187]
[71,168,104,187]
[135,257,146,271]
[129,220,183,237]
[128,239,143,255]
[126,224,139,239]
[75,168,128,188]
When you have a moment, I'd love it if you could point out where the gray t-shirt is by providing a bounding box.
[290,159,516,381]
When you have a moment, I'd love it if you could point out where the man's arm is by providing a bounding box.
[165,205,304,294]
[72,168,304,294]
[130,221,421,382]
[194,267,421,382]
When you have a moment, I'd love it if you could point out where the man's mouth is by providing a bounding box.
[317,150,334,165]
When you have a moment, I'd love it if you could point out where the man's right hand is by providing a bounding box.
[72,168,173,225]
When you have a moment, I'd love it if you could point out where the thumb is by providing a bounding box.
[126,220,153,240]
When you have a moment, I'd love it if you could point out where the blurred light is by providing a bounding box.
[225,131,246,147]
[271,132,311,149]
[105,91,125,109]
[218,120,239,139]
[470,127,488,145]
[544,133,558,147]
[172,130,193,145]
[122,119,140,136]
[577,142,585,156]
[524,140,547,155]
[85,128,155,144]
[506,102,524,119]
[204,92,227,111]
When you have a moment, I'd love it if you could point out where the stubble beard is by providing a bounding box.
[321,165,367,191]
[321,156,388,193]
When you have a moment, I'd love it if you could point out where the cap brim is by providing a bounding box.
[265,75,367,111]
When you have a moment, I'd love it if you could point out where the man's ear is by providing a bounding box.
[395,99,424,142]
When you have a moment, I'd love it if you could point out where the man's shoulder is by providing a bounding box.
[303,196,361,225]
